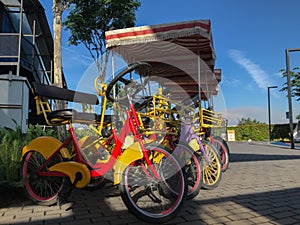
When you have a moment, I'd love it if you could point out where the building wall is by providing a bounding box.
[0,0,66,129]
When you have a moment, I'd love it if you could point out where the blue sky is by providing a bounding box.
[40,0,300,125]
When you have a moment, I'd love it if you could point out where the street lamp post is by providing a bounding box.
[285,48,300,149]
[268,86,277,142]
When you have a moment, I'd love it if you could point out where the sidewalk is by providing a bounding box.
[242,139,300,150]
[270,141,300,149]
[1,142,300,225]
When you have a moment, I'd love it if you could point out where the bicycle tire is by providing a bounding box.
[213,137,230,172]
[21,151,65,206]
[119,145,186,223]
[172,143,202,199]
[200,140,222,190]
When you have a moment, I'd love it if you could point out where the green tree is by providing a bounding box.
[237,117,265,126]
[280,67,300,101]
[63,0,141,82]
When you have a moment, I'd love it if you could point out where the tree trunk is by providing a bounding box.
[53,0,63,89]
[52,0,66,140]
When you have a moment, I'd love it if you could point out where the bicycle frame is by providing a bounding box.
[91,103,160,183]
[135,88,209,162]
[22,100,160,189]
[21,63,189,223]
[179,122,210,162]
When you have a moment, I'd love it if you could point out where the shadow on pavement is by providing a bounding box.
[0,183,140,225]
[191,186,300,224]
[2,180,300,224]
[230,153,300,163]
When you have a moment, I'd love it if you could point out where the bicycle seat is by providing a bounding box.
[47,109,77,125]
[47,109,113,126]
[74,113,112,124]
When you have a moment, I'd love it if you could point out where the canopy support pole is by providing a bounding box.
[197,38,201,109]
[111,51,116,99]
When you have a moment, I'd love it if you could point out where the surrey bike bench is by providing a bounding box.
[31,81,111,126]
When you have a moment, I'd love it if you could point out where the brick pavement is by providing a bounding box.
[1,142,300,225]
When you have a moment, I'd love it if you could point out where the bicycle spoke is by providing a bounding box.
[22,151,64,204]
[119,146,185,223]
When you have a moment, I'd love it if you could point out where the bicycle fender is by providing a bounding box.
[21,136,71,160]
[113,142,143,185]
[49,162,91,188]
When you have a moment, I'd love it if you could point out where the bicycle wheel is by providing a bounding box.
[21,150,65,206]
[173,143,202,199]
[200,140,222,190]
[119,146,186,223]
[213,137,230,172]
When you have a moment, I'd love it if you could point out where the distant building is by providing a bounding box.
[0,0,66,131]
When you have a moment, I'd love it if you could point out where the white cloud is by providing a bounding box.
[229,49,273,90]
[221,106,266,126]
[222,106,291,126]
[222,77,241,87]
[62,46,93,67]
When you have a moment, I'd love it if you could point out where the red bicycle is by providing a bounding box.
[21,62,187,223]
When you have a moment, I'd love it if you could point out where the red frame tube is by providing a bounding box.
[35,104,160,181]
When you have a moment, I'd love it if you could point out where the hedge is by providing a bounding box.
[226,123,294,141]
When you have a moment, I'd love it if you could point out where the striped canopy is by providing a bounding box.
[105,20,220,100]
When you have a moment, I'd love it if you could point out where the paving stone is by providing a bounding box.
[248,216,272,224]
[60,218,92,225]
[249,204,273,211]
[2,142,300,224]
[177,221,206,225]
[291,213,300,221]
[228,206,254,214]
[182,214,204,222]
[226,212,256,221]
[270,211,297,219]
[224,219,254,225]
[207,209,233,217]
[271,206,294,213]
[0,215,16,224]
[165,216,186,224]
[274,217,299,225]
[90,215,114,224]
[203,216,232,224]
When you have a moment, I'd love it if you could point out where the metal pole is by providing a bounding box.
[197,39,201,104]
[16,0,23,76]
[268,86,277,142]
[285,49,295,149]
[268,87,271,142]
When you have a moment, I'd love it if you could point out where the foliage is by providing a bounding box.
[280,67,300,101]
[63,0,141,81]
[229,124,269,141]
[237,117,265,126]
[0,125,56,188]
[296,114,300,120]
[74,126,97,139]
[227,123,291,141]
[272,124,291,140]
